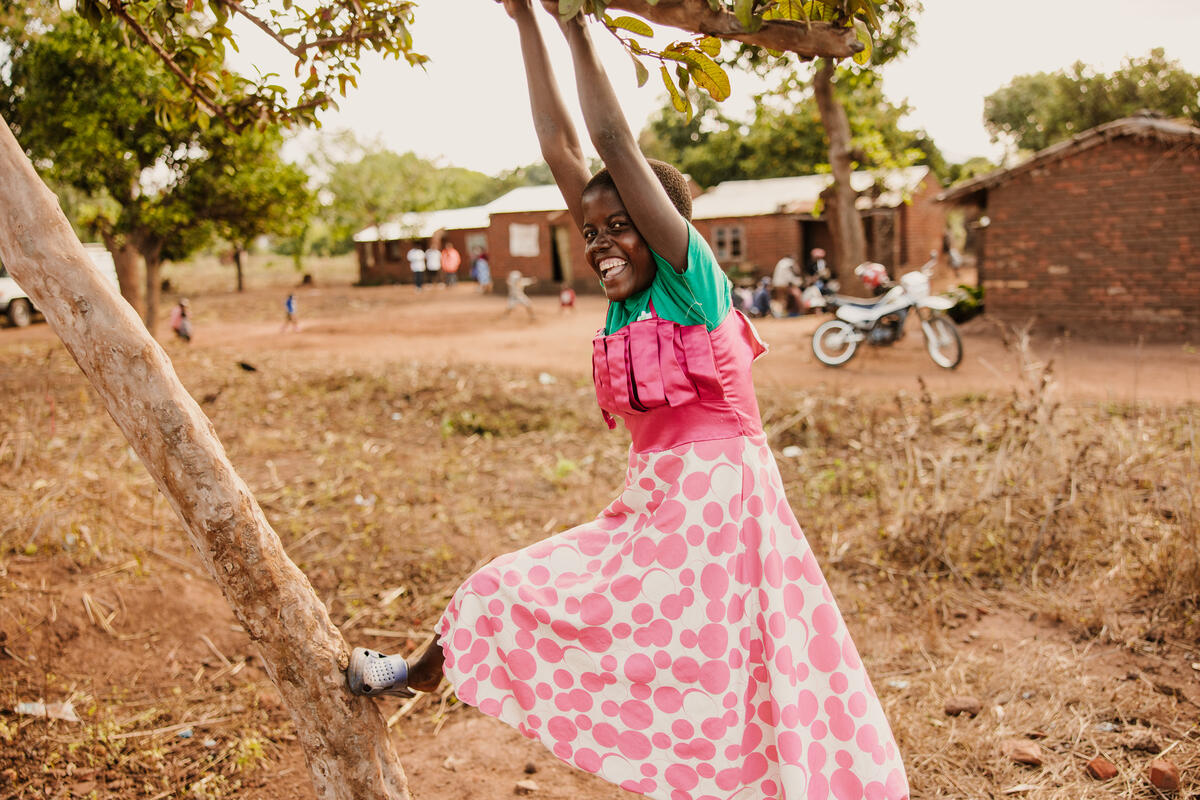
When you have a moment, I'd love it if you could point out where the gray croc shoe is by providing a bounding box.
[347,648,416,698]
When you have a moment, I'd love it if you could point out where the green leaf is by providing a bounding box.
[558,0,584,21]
[697,36,721,57]
[763,0,809,22]
[631,55,649,88]
[679,48,730,101]
[733,0,763,33]
[606,15,653,36]
[660,64,690,120]
[851,18,873,66]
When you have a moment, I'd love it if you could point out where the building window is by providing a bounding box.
[384,240,402,261]
[713,225,744,261]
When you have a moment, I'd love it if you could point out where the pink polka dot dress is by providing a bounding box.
[437,308,909,800]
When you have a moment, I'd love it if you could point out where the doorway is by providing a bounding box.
[550,225,574,285]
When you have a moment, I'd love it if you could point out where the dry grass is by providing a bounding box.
[0,330,1197,798]
[760,326,1200,641]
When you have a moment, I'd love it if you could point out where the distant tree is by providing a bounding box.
[318,141,497,248]
[641,69,941,189]
[182,126,314,291]
[945,156,996,186]
[0,14,312,321]
[985,49,1200,153]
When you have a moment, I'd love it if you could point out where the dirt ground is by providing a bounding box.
[1,281,1197,799]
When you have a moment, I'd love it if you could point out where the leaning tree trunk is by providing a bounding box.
[0,116,411,800]
[812,59,866,280]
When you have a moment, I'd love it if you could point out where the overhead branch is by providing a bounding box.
[604,0,862,59]
[216,0,305,59]
[107,3,234,126]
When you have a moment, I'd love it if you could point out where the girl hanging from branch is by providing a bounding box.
[348,3,909,797]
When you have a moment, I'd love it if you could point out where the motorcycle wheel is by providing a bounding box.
[921,312,962,369]
[812,319,859,367]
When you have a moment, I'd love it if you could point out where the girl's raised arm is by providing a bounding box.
[500,0,592,231]
[557,13,689,271]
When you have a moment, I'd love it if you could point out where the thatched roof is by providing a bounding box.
[939,115,1200,203]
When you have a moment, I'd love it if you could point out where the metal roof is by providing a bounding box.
[939,115,1200,203]
[691,166,931,219]
[483,184,569,215]
[353,205,492,243]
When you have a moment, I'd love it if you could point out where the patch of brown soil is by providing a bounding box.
[1,281,1197,799]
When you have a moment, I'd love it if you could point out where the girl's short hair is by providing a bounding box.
[583,160,692,221]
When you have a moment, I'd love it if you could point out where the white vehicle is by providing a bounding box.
[0,244,119,328]
[809,253,963,370]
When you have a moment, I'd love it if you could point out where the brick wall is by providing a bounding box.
[692,216,801,280]
[982,137,1200,340]
[900,176,947,271]
[487,211,590,295]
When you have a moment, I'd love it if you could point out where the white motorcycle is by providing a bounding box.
[807,254,963,369]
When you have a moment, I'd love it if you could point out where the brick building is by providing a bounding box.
[939,116,1200,340]
[354,167,947,295]
[483,185,585,295]
[691,166,946,292]
[354,206,491,285]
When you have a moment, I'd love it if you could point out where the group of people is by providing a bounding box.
[406,240,493,293]
[734,246,834,318]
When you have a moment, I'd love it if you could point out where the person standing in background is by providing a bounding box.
[441,241,462,288]
[407,243,427,291]
[425,241,443,286]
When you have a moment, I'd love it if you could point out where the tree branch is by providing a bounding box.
[605,0,862,59]
[215,0,305,59]
[108,3,235,127]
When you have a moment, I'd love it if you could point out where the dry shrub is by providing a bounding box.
[764,327,1200,636]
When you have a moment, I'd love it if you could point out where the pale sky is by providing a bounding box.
[230,0,1200,175]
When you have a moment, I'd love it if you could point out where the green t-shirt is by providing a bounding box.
[603,221,732,335]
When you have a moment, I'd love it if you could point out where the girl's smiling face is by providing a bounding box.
[581,185,656,302]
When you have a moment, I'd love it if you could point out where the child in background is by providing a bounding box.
[505,269,536,318]
[348,2,908,799]
[169,298,192,343]
[558,282,576,313]
[280,293,299,333]
[472,249,493,293]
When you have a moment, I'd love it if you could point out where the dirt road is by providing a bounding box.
[10,282,1195,404]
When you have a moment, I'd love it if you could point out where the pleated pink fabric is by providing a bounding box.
[438,312,908,800]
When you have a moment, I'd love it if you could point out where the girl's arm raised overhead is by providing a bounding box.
[557,12,689,271]
[500,0,592,232]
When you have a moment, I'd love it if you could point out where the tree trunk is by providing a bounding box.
[234,246,245,292]
[812,59,866,280]
[102,232,145,320]
[0,115,412,800]
[143,240,163,332]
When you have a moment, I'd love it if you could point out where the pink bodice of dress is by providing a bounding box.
[591,309,768,453]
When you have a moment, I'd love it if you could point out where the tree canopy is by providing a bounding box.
[984,49,1200,153]
[1,12,312,317]
[53,0,895,131]
[640,68,941,188]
